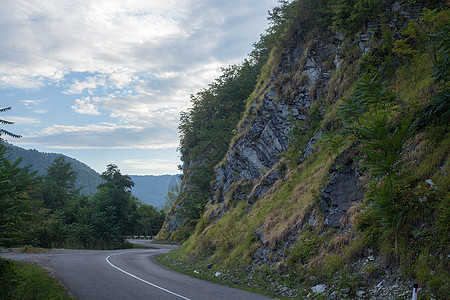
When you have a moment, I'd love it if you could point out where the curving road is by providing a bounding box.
[1,240,273,300]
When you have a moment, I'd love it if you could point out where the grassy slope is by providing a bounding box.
[161,3,449,299]
[1,258,73,300]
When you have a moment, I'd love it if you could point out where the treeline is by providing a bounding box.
[4,142,103,195]
[0,145,165,249]
[176,62,262,232]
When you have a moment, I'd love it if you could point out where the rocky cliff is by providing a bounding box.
[158,1,449,299]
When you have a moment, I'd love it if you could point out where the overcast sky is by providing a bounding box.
[1,0,278,175]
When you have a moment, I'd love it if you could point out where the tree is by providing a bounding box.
[419,23,450,127]
[42,156,79,211]
[163,182,180,213]
[0,107,21,140]
[356,114,413,254]
[135,204,165,236]
[0,144,40,246]
[94,164,136,235]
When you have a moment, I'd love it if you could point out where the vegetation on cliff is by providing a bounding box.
[159,0,449,298]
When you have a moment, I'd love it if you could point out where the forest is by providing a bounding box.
[0,141,165,249]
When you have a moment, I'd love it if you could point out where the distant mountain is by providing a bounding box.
[3,142,103,195]
[2,142,180,208]
[129,175,181,209]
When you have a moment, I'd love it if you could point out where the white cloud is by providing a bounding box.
[2,0,278,174]
[71,97,101,115]
[0,0,274,89]
[19,99,47,114]
[5,116,40,125]
[33,110,47,114]
[121,158,180,174]
[17,122,178,149]
[0,0,190,87]
[40,122,139,135]
[108,71,135,89]
[65,75,106,94]
[20,100,43,106]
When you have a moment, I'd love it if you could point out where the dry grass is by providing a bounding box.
[340,202,363,227]
[327,231,354,253]
[13,246,51,254]
[262,152,332,248]
[292,70,308,87]
[308,83,317,100]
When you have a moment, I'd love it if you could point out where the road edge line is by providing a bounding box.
[106,251,191,300]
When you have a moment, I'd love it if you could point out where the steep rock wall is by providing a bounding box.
[158,0,427,241]
[211,34,340,206]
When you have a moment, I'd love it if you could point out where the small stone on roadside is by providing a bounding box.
[357,290,365,297]
[312,284,326,294]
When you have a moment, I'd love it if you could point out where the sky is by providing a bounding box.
[1,0,278,175]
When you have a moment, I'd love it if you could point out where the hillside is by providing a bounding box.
[3,142,102,195]
[129,175,181,209]
[156,1,449,299]
[3,142,180,209]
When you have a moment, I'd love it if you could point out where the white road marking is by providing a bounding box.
[106,251,191,300]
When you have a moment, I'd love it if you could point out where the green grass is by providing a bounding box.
[130,243,148,249]
[10,260,74,300]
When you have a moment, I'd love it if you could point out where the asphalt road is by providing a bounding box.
[1,240,273,300]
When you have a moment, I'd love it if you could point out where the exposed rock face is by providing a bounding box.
[211,35,340,205]
[320,149,363,228]
[160,1,427,241]
[209,1,425,209]
[212,88,294,203]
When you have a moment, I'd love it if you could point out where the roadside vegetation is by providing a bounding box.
[158,0,449,299]
[1,256,73,300]
[0,144,165,250]
[0,108,166,297]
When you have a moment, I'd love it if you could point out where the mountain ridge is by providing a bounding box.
[3,142,180,209]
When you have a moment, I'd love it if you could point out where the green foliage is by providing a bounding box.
[175,61,261,235]
[320,130,345,156]
[419,22,450,126]
[42,156,79,211]
[356,115,413,179]
[356,113,413,254]
[0,144,40,247]
[360,27,396,77]
[163,182,179,213]
[9,260,73,299]
[0,147,165,249]
[338,97,364,126]
[0,258,17,299]
[288,228,326,268]
[94,164,136,235]
[266,0,330,42]
[329,0,385,33]
[0,107,22,140]
[353,74,399,114]
[135,204,166,236]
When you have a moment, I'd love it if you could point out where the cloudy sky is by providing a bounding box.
[1,0,278,175]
